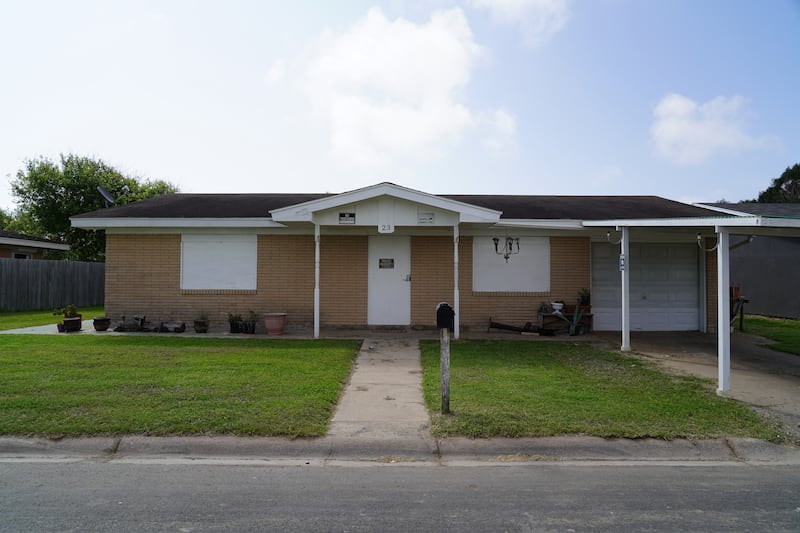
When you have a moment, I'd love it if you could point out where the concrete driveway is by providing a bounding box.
[594,331,800,443]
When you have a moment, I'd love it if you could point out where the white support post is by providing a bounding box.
[453,224,460,340]
[620,226,631,351]
[314,223,320,339]
[716,228,731,393]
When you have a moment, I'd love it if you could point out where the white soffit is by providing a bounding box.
[582,216,800,229]
[494,219,585,230]
[269,182,502,224]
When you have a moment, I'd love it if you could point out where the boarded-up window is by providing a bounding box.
[181,234,257,290]
[472,236,550,292]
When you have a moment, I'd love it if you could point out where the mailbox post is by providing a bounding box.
[436,303,455,414]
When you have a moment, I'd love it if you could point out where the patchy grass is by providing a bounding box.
[0,335,360,438]
[0,306,105,331]
[421,340,781,441]
[744,315,800,356]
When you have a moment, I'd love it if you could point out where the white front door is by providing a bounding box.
[368,235,411,325]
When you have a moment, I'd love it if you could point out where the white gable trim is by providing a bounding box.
[270,182,502,224]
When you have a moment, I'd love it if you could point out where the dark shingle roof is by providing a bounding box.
[72,193,332,219]
[709,203,800,218]
[72,192,720,221]
[0,230,64,245]
[442,195,716,220]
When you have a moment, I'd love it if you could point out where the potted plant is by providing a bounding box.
[194,311,210,333]
[228,313,243,334]
[263,312,287,335]
[54,304,82,332]
[578,288,591,312]
[242,310,258,334]
[93,316,111,332]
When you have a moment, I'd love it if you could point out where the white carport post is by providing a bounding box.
[620,226,631,351]
[453,223,460,340]
[314,223,320,339]
[716,227,731,393]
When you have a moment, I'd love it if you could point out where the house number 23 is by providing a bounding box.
[378,224,394,233]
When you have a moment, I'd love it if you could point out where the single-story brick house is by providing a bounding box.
[72,182,800,392]
[0,230,70,259]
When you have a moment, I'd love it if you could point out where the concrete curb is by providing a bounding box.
[2,436,798,464]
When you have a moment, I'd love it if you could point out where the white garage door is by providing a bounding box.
[592,243,700,331]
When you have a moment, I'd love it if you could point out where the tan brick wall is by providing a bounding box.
[106,233,592,331]
[105,234,316,332]
[410,236,455,325]
[320,235,368,325]
[410,235,591,330]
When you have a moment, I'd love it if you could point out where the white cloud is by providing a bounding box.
[650,93,775,165]
[470,0,570,47]
[265,59,286,84]
[292,7,494,167]
[482,108,517,154]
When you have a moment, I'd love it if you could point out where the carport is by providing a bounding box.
[584,212,800,394]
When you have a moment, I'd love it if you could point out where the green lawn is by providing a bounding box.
[421,340,781,441]
[0,306,105,331]
[0,335,360,438]
[744,315,800,356]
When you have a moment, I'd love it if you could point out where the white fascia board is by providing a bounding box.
[270,182,502,223]
[493,219,585,230]
[70,217,286,229]
[0,237,70,250]
[583,215,800,230]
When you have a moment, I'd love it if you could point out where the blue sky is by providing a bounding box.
[1,0,798,211]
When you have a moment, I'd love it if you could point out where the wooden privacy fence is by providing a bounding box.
[0,258,105,311]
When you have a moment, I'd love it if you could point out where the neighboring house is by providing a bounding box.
[0,230,69,259]
[703,203,800,319]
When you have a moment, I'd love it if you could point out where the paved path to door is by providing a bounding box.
[327,338,437,457]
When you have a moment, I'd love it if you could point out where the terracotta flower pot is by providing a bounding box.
[263,313,287,335]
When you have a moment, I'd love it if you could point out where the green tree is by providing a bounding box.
[0,207,12,230]
[755,163,800,203]
[12,154,177,261]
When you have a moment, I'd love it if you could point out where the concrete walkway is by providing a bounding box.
[327,338,437,457]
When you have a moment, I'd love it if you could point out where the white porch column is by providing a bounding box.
[716,228,731,393]
[453,224,460,340]
[314,223,320,339]
[620,226,631,351]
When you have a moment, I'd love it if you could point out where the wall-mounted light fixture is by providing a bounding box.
[493,236,520,263]
[606,231,622,245]
[697,233,718,252]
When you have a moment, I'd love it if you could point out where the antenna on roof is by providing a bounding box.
[97,186,116,208]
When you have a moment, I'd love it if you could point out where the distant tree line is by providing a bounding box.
[2,154,177,261]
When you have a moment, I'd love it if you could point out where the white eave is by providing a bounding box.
[582,216,800,228]
[0,236,70,250]
[70,217,287,229]
[269,182,502,224]
[493,219,585,230]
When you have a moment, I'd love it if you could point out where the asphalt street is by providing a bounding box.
[1,461,798,532]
